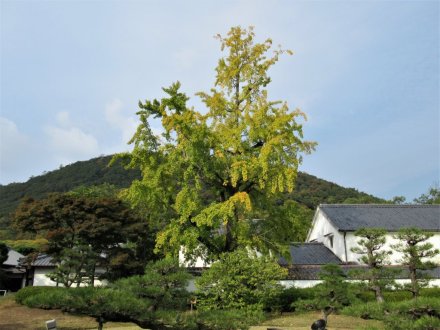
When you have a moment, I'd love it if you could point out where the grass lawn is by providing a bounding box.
[251,312,384,330]
[1,294,384,330]
[0,295,142,330]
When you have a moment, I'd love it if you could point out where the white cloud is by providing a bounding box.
[0,117,27,146]
[56,111,71,127]
[104,99,138,145]
[0,117,36,183]
[45,124,99,163]
[0,117,29,164]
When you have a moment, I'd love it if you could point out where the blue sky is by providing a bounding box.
[1,0,438,201]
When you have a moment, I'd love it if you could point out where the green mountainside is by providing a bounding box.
[0,156,139,218]
[0,155,383,239]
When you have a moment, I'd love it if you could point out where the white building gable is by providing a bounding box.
[306,204,440,265]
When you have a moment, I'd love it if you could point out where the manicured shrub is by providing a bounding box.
[196,307,265,330]
[342,302,385,320]
[343,296,440,330]
[412,315,440,330]
[15,286,64,305]
[16,260,196,330]
[112,258,191,311]
[383,290,412,302]
[387,297,440,318]
[353,287,438,303]
[196,249,287,311]
[383,315,440,330]
[420,287,440,298]
[21,288,70,309]
[265,286,317,313]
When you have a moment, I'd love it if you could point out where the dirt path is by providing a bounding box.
[0,296,140,330]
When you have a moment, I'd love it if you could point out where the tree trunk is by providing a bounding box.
[224,220,234,252]
[97,316,104,330]
[90,263,96,288]
[322,306,333,323]
[373,285,385,303]
[409,265,418,298]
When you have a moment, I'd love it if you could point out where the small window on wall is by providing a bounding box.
[328,235,334,248]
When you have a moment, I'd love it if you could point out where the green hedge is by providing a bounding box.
[343,297,440,330]
[264,286,318,312]
[353,287,440,303]
[15,286,65,305]
[15,286,265,330]
[342,302,386,320]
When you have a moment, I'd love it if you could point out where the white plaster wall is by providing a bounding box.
[33,267,107,287]
[187,279,327,291]
[306,210,346,262]
[280,280,322,288]
[33,268,57,286]
[394,279,440,288]
[179,248,212,268]
[187,279,197,292]
[280,279,439,289]
[346,232,440,265]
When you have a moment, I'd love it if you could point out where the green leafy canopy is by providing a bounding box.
[117,26,316,261]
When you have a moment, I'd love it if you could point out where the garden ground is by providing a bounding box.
[0,294,384,330]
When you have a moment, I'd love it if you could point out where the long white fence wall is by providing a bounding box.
[33,268,107,287]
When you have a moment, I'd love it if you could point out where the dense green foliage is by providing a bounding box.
[195,249,287,311]
[113,258,192,311]
[13,193,152,285]
[413,184,440,204]
[0,156,383,241]
[1,238,47,255]
[388,184,440,205]
[292,172,383,208]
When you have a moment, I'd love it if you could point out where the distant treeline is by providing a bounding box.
[0,155,383,240]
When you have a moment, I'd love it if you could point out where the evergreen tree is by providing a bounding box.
[350,228,396,303]
[392,228,439,298]
[295,264,353,323]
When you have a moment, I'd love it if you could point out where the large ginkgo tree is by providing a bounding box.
[117,26,316,262]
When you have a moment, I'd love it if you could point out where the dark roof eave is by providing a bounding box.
[337,228,440,233]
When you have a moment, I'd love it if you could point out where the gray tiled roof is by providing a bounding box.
[3,248,25,266]
[320,204,440,232]
[31,254,54,267]
[279,243,342,265]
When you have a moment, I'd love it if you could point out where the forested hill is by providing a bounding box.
[0,155,383,220]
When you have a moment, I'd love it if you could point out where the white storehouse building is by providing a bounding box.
[306,204,440,264]
[282,204,440,287]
